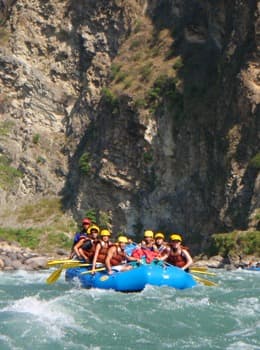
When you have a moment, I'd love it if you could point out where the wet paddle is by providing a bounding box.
[190,266,209,272]
[80,267,106,275]
[162,261,217,286]
[46,265,65,284]
[193,275,218,287]
[46,262,93,284]
[190,269,216,276]
[47,259,85,266]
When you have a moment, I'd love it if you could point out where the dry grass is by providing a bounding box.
[110,16,182,102]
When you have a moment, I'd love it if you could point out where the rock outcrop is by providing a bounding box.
[0,0,259,252]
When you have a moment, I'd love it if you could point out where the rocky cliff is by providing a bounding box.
[0,0,259,250]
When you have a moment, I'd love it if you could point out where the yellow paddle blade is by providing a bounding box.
[193,275,218,287]
[46,262,91,284]
[190,269,216,276]
[190,266,208,272]
[80,267,106,275]
[46,266,63,284]
[47,259,84,266]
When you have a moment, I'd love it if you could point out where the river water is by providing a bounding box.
[0,268,259,350]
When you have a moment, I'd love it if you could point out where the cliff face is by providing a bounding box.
[0,0,259,248]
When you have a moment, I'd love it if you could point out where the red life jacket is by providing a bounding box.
[131,247,159,263]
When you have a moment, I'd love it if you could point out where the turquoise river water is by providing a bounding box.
[0,268,259,350]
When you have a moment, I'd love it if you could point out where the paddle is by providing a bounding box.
[190,269,216,276]
[46,262,93,284]
[47,259,85,266]
[193,275,218,287]
[46,264,65,284]
[161,261,217,286]
[190,266,208,272]
[80,267,106,275]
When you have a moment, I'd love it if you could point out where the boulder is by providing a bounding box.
[0,258,4,269]
[24,256,48,270]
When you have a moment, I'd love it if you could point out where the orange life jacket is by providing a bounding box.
[96,240,113,264]
[110,246,127,266]
[166,249,187,268]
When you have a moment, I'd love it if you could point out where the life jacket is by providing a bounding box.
[131,247,159,263]
[154,243,167,255]
[81,239,97,261]
[110,246,127,266]
[166,248,187,268]
[96,240,113,264]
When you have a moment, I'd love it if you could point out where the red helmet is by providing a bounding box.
[82,218,91,225]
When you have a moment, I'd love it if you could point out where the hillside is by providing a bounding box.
[0,0,259,255]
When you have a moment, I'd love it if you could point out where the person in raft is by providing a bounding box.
[73,225,100,262]
[152,232,169,261]
[165,234,193,271]
[91,229,113,274]
[69,218,92,258]
[131,230,160,263]
[105,236,139,275]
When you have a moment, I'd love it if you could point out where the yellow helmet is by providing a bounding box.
[87,225,100,234]
[117,236,128,243]
[155,232,165,239]
[100,229,111,236]
[170,234,182,242]
[144,230,154,238]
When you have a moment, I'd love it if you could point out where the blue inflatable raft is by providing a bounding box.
[244,266,260,271]
[65,262,197,292]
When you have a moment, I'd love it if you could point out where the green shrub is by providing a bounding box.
[0,155,23,190]
[45,232,71,250]
[209,230,260,257]
[133,19,142,33]
[0,28,10,46]
[115,70,128,83]
[143,151,153,163]
[0,227,41,249]
[147,75,183,114]
[130,38,142,50]
[33,134,40,144]
[79,152,91,174]
[36,156,46,164]
[172,57,184,70]
[101,87,119,114]
[110,63,122,81]
[18,198,62,222]
[99,210,112,228]
[134,98,146,109]
[85,208,97,223]
[0,120,14,136]
[139,63,153,82]
[249,153,260,169]
[84,209,112,228]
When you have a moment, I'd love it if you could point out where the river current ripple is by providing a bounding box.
[0,268,259,350]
